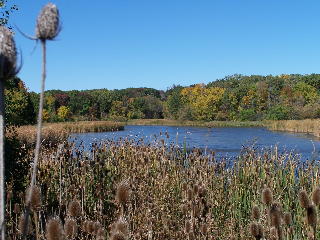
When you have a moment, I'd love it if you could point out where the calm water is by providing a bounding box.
[70,125,320,161]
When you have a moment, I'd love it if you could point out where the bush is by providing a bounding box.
[238,108,257,121]
[266,105,291,120]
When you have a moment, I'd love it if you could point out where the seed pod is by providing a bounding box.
[68,200,81,217]
[36,3,60,40]
[46,218,64,240]
[312,187,320,206]
[64,218,77,238]
[252,205,260,220]
[299,190,311,209]
[284,212,292,225]
[307,204,317,228]
[116,180,130,206]
[0,26,17,79]
[262,187,273,206]
[26,186,41,211]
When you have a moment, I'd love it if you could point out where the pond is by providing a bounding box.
[70,125,320,161]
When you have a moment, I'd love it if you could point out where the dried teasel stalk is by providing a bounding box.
[0,25,17,240]
[36,3,61,40]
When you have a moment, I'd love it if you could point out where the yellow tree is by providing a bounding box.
[181,84,225,120]
[57,106,71,121]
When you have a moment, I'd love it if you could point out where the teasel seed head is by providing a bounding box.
[200,223,208,235]
[187,188,193,201]
[116,180,130,206]
[312,187,320,206]
[185,220,191,233]
[252,205,260,220]
[307,204,317,228]
[270,227,278,240]
[269,202,282,227]
[0,26,17,79]
[284,212,292,225]
[14,203,20,214]
[299,190,311,209]
[46,218,64,240]
[68,200,81,217]
[26,186,41,211]
[250,222,263,239]
[64,218,77,238]
[111,231,127,240]
[262,187,273,206]
[18,214,31,235]
[36,3,61,40]
[96,228,106,240]
[115,217,129,236]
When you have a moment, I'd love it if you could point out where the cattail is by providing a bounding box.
[185,220,191,233]
[299,190,311,209]
[26,186,41,211]
[46,218,64,240]
[200,223,208,235]
[270,227,278,240]
[0,26,17,79]
[96,228,105,240]
[284,212,292,225]
[187,188,193,201]
[111,231,127,240]
[313,187,320,206]
[18,214,30,234]
[269,202,282,227]
[116,180,130,205]
[252,205,260,220]
[250,222,263,240]
[115,217,129,236]
[307,204,317,228]
[64,218,77,238]
[14,203,20,214]
[68,200,81,217]
[193,184,199,195]
[36,3,60,40]
[262,187,273,206]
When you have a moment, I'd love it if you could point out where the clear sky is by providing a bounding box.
[10,0,320,92]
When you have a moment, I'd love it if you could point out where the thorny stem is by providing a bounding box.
[22,39,46,239]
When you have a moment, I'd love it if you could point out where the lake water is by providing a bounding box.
[70,125,320,161]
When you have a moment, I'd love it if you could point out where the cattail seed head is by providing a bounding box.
[269,202,282,227]
[111,231,127,240]
[307,204,317,228]
[299,190,311,209]
[116,180,130,205]
[250,222,263,239]
[27,186,41,211]
[115,217,129,236]
[187,188,193,201]
[64,218,77,238]
[312,187,320,206]
[252,205,260,220]
[262,187,273,206]
[284,212,292,225]
[68,200,81,217]
[0,26,17,79]
[36,3,60,40]
[185,220,191,233]
[18,214,30,235]
[46,218,64,240]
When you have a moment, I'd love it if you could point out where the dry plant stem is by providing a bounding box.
[22,39,47,239]
[0,79,5,240]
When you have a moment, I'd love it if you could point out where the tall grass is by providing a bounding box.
[5,135,320,239]
[267,119,320,138]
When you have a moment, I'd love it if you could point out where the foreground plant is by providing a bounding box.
[0,25,17,239]
[22,2,61,238]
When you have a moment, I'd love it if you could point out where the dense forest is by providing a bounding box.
[7,74,320,125]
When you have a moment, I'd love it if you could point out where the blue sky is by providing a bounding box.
[10,0,320,92]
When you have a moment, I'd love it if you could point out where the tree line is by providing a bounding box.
[6,74,320,125]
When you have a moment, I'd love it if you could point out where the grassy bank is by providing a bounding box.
[267,119,320,138]
[127,119,265,128]
[6,136,320,239]
[13,121,124,148]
